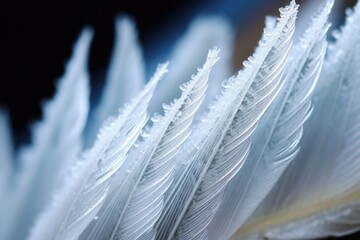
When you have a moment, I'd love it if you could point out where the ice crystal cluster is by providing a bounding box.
[1,0,360,239]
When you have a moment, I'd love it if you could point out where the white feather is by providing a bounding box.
[81,49,219,240]
[210,1,332,239]
[155,2,298,239]
[2,28,93,240]
[27,64,167,240]
[232,2,360,239]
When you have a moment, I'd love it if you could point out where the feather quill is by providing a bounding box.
[81,49,219,240]
[155,2,297,239]
[27,64,167,240]
[2,28,92,240]
[209,1,332,239]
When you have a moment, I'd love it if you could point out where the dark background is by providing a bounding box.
[0,0,301,144]
[0,0,200,143]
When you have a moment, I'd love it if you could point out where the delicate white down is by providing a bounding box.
[27,64,167,240]
[209,1,332,239]
[155,2,298,239]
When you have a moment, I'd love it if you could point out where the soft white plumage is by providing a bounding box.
[155,2,298,239]
[28,63,167,240]
[2,1,360,239]
[210,1,332,239]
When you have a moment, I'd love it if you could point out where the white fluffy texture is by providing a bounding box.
[155,2,298,239]
[1,29,93,240]
[235,1,360,239]
[86,17,145,147]
[27,64,167,240]
[149,16,234,116]
[3,1,360,240]
[117,49,218,240]
[210,1,332,239]
[81,49,219,240]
